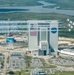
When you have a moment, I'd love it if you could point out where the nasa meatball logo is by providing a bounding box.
[51,27,57,34]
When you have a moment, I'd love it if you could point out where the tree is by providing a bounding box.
[8,71,14,75]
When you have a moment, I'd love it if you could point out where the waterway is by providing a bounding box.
[0,1,74,16]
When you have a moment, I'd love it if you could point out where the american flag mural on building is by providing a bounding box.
[30,24,37,36]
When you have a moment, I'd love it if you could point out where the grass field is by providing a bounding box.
[50,71,74,75]
[14,71,74,75]
[0,12,73,21]
[0,12,74,37]
[14,70,30,75]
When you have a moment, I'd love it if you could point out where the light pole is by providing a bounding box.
[67,18,74,32]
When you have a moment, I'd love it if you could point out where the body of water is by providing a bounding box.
[0,8,29,12]
[0,1,74,16]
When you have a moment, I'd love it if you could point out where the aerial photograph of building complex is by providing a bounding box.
[0,0,74,75]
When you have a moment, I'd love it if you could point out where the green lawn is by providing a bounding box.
[0,12,74,38]
[14,71,30,75]
[0,12,73,21]
[14,71,74,75]
[49,71,74,75]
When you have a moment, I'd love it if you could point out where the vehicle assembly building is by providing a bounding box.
[0,20,58,57]
[28,20,58,57]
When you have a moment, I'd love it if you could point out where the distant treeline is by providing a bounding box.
[0,12,74,37]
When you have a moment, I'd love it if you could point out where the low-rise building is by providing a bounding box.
[9,51,25,70]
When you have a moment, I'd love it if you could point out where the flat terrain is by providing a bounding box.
[0,0,74,38]
[50,71,74,75]
[13,70,74,75]
[0,0,74,10]
[0,12,74,38]
[0,12,73,20]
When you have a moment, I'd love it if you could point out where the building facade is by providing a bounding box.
[0,20,58,57]
[9,51,25,70]
[28,20,58,57]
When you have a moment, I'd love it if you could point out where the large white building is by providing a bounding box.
[0,20,58,57]
[28,20,58,57]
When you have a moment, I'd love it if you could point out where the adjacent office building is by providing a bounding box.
[9,51,25,70]
[28,20,58,57]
